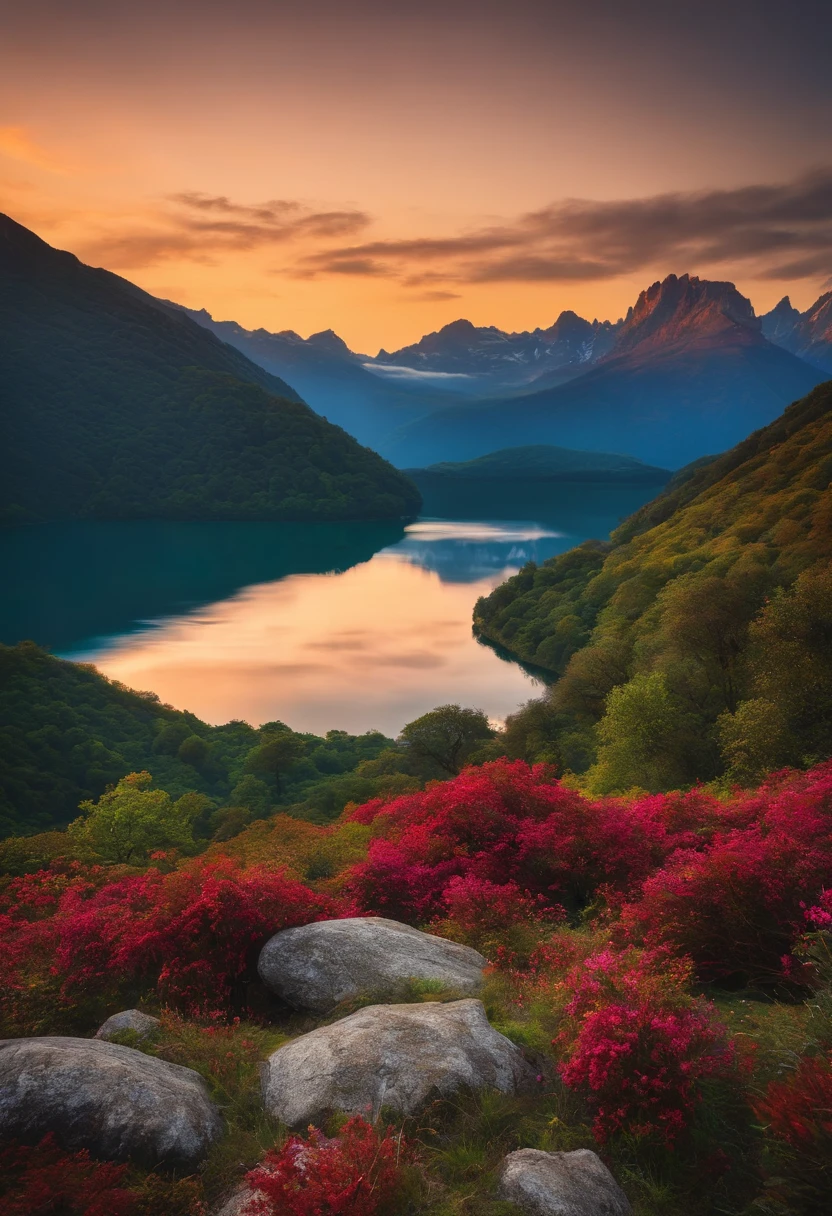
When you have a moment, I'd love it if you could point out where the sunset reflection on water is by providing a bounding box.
[68,521,560,735]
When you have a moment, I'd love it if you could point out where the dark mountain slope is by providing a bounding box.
[474,380,832,785]
[176,306,463,448]
[0,215,420,521]
[386,275,827,468]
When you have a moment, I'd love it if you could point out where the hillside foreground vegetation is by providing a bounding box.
[2,655,832,1213]
[475,380,832,793]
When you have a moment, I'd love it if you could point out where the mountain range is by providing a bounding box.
[372,312,619,389]
[182,275,830,471]
[760,293,832,373]
[0,215,420,523]
[380,276,829,468]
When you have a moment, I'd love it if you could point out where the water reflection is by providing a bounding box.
[0,481,661,735]
[396,520,565,583]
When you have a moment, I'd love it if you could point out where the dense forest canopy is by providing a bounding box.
[0,642,418,843]
[0,214,421,522]
[474,380,832,790]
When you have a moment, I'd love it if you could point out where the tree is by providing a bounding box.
[245,731,307,793]
[67,772,195,864]
[719,567,832,780]
[398,705,495,776]
[585,673,697,795]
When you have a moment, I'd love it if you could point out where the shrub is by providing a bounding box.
[0,1134,137,1216]
[430,873,564,966]
[620,763,832,985]
[344,760,693,922]
[244,1117,409,1216]
[753,1054,832,1214]
[1,855,334,1027]
[556,947,736,1144]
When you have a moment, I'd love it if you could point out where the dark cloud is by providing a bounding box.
[79,192,371,268]
[77,169,832,286]
[296,168,832,285]
[412,290,462,301]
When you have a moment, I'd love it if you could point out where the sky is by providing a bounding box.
[2,0,831,351]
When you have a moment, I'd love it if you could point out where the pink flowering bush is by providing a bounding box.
[244,1117,410,1216]
[620,763,832,984]
[344,760,701,923]
[0,855,334,1028]
[555,947,736,1144]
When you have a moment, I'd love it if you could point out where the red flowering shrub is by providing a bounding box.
[755,1053,832,1150]
[345,760,699,923]
[244,1117,409,1216]
[753,1054,832,1213]
[620,763,832,984]
[429,873,565,966]
[1,856,334,1025]
[0,1134,137,1216]
[556,947,735,1144]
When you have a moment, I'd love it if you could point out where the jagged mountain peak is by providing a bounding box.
[612,273,761,355]
[306,329,354,355]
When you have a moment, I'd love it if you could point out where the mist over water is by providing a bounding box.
[0,484,659,734]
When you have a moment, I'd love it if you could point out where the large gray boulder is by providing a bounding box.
[262,998,535,1126]
[95,1009,161,1042]
[258,916,486,1012]
[499,1148,631,1216]
[0,1036,223,1167]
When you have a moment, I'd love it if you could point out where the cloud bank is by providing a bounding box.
[75,169,832,289]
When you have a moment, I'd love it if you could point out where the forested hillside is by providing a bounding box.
[0,214,420,522]
[475,380,832,790]
[0,642,410,842]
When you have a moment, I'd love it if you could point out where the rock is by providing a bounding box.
[498,1148,631,1216]
[211,1186,257,1216]
[95,1009,161,1042]
[0,1036,223,1167]
[262,998,535,1126]
[258,916,486,1012]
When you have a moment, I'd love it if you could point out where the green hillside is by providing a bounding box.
[0,214,421,522]
[0,641,401,842]
[407,444,670,481]
[474,380,832,789]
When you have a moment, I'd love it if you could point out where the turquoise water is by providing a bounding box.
[0,483,660,734]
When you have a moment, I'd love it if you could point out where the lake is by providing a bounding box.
[0,483,661,735]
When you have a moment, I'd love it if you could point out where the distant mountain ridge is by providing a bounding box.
[172,273,829,473]
[0,214,421,522]
[383,274,829,469]
[407,445,670,483]
[372,312,619,388]
[760,293,832,373]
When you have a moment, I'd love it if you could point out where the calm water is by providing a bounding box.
[0,484,661,735]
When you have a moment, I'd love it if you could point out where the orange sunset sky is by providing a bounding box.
[2,0,831,352]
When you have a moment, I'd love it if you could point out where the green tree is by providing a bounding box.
[585,673,698,795]
[245,730,307,793]
[229,773,272,816]
[398,705,495,776]
[67,771,195,864]
[719,567,832,780]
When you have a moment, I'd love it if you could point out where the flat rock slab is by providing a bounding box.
[95,1009,161,1042]
[262,998,535,1126]
[0,1036,223,1167]
[258,916,486,1012]
[499,1148,631,1216]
